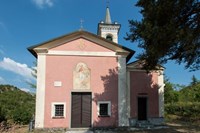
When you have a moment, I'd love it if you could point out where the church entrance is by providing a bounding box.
[71,92,92,128]
[138,97,147,120]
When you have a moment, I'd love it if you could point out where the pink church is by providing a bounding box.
[28,7,164,129]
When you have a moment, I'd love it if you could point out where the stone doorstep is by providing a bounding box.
[66,128,93,133]
[66,131,93,133]
[136,120,154,128]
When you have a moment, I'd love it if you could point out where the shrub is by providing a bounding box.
[165,102,200,118]
[0,106,6,122]
[0,85,35,124]
[12,106,33,124]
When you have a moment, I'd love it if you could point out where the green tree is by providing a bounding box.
[164,79,179,103]
[0,85,35,124]
[27,62,37,89]
[190,75,199,85]
[180,78,200,102]
[126,0,200,71]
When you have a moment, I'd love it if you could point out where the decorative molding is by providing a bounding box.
[71,90,92,92]
[34,48,48,54]
[78,39,86,50]
[48,50,117,57]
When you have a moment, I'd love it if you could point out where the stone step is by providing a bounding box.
[136,120,154,128]
[66,130,93,133]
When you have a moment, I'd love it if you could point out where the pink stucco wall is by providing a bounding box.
[51,38,113,52]
[130,71,159,118]
[43,39,118,128]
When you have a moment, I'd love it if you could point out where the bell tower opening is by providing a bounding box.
[97,6,121,44]
[106,34,113,41]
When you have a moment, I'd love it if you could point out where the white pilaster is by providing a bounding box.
[127,71,131,123]
[35,54,46,128]
[158,70,165,117]
[118,56,128,126]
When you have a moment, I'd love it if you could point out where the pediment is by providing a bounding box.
[50,38,114,53]
[28,31,134,60]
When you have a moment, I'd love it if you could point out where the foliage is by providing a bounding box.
[165,102,200,119]
[164,79,179,104]
[179,81,200,102]
[126,0,200,71]
[0,85,35,124]
[164,76,200,121]
[190,75,199,86]
[27,61,37,89]
[0,106,6,122]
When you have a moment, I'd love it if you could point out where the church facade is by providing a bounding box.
[28,7,164,129]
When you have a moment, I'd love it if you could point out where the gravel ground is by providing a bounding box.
[1,122,200,133]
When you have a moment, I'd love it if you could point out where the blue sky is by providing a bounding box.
[0,0,199,92]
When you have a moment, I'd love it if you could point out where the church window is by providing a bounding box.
[51,102,66,118]
[55,105,64,116]
[97,101,111,117]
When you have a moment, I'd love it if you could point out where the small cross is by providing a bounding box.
[80,19,84,30]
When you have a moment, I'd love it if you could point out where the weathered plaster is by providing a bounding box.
[118,56,128,126]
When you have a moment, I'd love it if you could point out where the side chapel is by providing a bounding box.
[28,7,164,129]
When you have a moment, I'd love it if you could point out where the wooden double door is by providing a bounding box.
[71,92,92,128]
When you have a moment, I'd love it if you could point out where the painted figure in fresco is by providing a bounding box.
[73,62,90,90]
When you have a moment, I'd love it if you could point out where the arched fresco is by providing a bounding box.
[73,62,91,90]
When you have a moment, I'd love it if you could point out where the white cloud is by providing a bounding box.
[0,57,34,80]
[20,88,31,93]
[32,0,55,8]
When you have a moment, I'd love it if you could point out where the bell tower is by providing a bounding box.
[97,6,121,43]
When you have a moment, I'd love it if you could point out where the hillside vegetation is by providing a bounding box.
[165,76,200,123]
[0,85,35,126]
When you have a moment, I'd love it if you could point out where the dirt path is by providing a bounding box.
[1,122,200,133]
[128,122,200,133]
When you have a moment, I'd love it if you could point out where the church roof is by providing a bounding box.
[28,30,135,62]
[127,60,165,70]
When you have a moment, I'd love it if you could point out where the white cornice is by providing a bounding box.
[34,48,48,54]
[48,50,118,57]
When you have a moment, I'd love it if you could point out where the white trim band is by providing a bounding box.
[48,50,117,57]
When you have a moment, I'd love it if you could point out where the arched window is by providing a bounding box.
[106,34,113,41]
